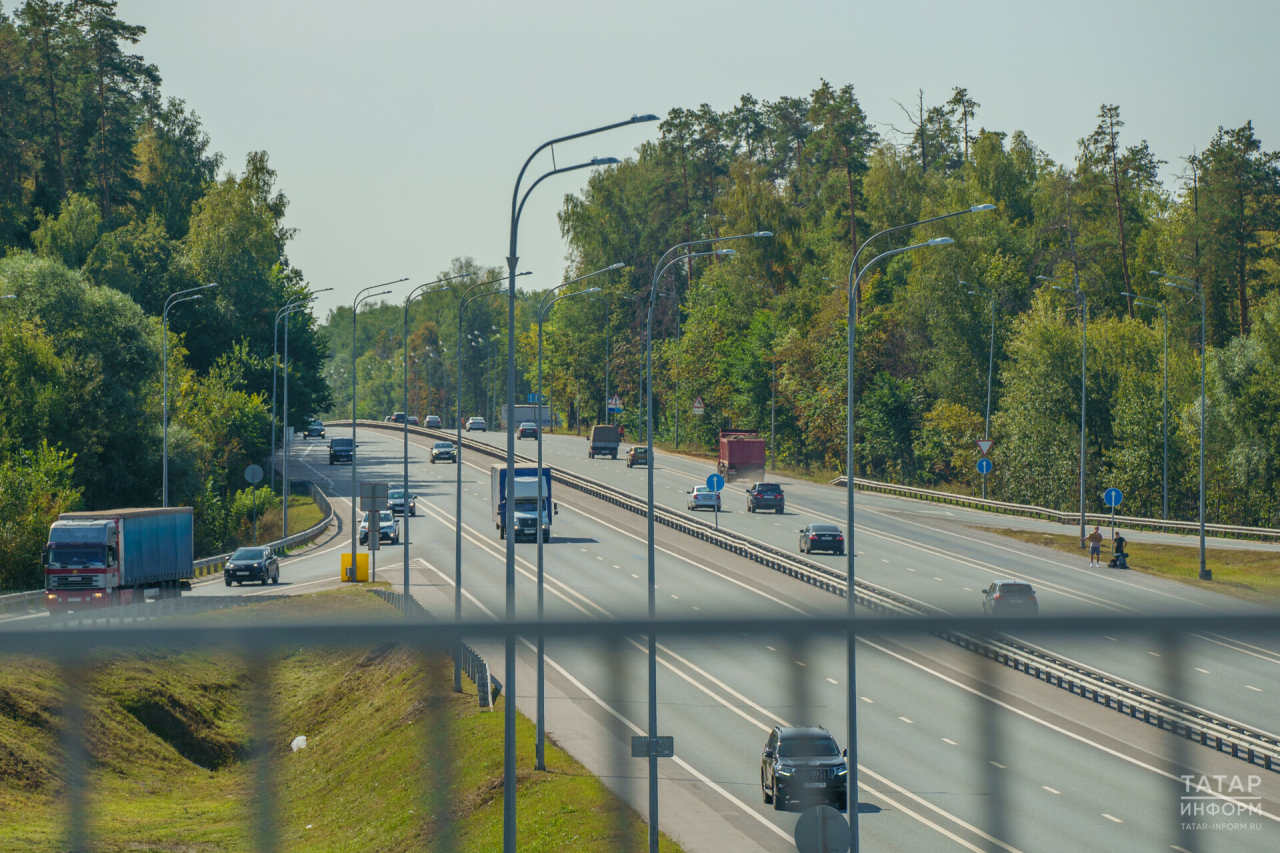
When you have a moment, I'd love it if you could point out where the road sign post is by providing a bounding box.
[976,457,993,476]
[706,473,724,530]
[358,483,389,580]
[691,395,705,416]
[607,394,623,414]
[244,464,263,544]
[1103,487,1123,544]
[975,440,994,500]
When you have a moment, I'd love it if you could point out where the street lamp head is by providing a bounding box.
[716,248,736,256]
[1149,271,1164,278]
[927,237,955,246]
[754,231,774,237]
[591,157,620,166]
[582,287,602,294]
[632,114,660,123]
[0,294,15,300]
[970,204,996,213]
[607,262,626,271]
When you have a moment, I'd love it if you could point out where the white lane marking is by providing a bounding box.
[242,576,341,596]
[1042,786,1060,794]
[1195,668,1210,674]
[417,559,498,620]
[1200,632,1280,663]
[1248,686,1263,692]
[1191,632,1280,666]
[857,636,1280,823]
[942,738,957,745]
[990,762,1006,769]
[860,697,873,703]
[826,678,839,685]
[1102,814,1123,823]
[1148,652,1162,657]
[857,764,1025,853]
[898,717,913,724]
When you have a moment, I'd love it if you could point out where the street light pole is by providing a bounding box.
[532,267,619,771]
[1042,275,1089,548]
[281,298,318,538]
[348,280,406,581]
[646,241,762,850]
[505,116,655,853]
[455,276,521,690]
[402,274,473,615]
[162,283,218,506]
[963,282,996,499]
[1153,272,1209,580]
[844,237,954,848]
[1128,293,1169,520]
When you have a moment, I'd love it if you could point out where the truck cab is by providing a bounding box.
[44,519,118,607]
[491,465,556,541]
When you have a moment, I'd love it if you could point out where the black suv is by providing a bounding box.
[304,421,325,439]
[746,482,785,514]
[982,580,1039,616]
[224,547,279,586]
[329,437,354,465]
[761,726,848,811]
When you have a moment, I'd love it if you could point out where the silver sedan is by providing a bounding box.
[686,486,722,512]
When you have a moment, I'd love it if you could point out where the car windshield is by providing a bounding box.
[811,525,841,534]
[311,422,323,428]
[693,487,716,495]
[999,583,1035,596]
[521,422,536,428]
[231,548,268,560]
[434,442,454,449]
[389,490,405,500]
[778,736,840,758]
[755,484,782,493]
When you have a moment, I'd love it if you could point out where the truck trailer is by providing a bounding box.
[490,464,556,541]
[588,424,621,459]
[718,430,767,483]
[43,507,194,611]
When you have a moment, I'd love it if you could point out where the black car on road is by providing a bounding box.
[761,726,848,811]
[799,523,844,555]
[517,421,539,440]
[329,437,353,464]
[224,547,279,586]
[982,580,1039,616]
[430,441,457,463]
[746,482,785,514]
[304,421,325,439]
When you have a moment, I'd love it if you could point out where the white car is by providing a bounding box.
[465,417,487,432]
[359,510,400,545]
[686,486,722,512]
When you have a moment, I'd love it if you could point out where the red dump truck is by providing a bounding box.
[718,430,766,483]
[43,507,194,611]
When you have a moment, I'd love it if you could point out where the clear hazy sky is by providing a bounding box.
[115,0,1277,321]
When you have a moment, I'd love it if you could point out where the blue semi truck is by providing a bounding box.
[43,507,194,611]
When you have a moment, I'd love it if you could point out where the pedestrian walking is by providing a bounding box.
[1085,526,1104,567]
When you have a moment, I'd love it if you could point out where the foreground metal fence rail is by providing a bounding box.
[3,610,1278,853]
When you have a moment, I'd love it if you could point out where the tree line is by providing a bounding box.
[335,82,1279,530]
[0,2,327,588]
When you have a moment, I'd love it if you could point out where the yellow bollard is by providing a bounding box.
[340,553,369,582]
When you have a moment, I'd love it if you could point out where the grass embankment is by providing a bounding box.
[239,495,325,547]
[979,526,1280,606]
[0,587,683,852]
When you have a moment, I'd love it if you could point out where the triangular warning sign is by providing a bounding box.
[977,439,994,456]
[692,396,706,415]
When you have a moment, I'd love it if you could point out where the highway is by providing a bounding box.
[211,426,1280,852]
[457,426,1280,730]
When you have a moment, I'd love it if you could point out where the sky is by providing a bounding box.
[114,0,1279,321]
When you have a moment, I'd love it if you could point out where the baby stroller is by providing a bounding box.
[1107,535,1129,569]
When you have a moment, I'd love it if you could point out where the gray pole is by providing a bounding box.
[1156,273,1210,579]
[403,277,470,617]
[456,279,512,691]
[645,248,742,852]
[503,122,651,853]
[964,283,996,500]
[533,272,614,770]
[845,237,956,851]
[283,308,290,537]
[350,282,403,581]
[605,297,611,426]
[1131,294,1169,520]
[674,302,680,451]
[161,283,217,506]
[1044,275,1088,544]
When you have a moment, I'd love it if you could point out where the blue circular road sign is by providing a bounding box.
[706,473,725,492]
[1104,487,1123,507]
[976,457,993,475]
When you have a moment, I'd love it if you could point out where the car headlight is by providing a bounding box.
[835,766,848,775]
[776,767,794,776]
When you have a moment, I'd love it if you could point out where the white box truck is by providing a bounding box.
[490,464,555,541]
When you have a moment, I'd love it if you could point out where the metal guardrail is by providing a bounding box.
[1,609,1276,853]
[830,475,1280,542]
[367,587,495,709]
[346,419,1280,773]
[0,590,45,616]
